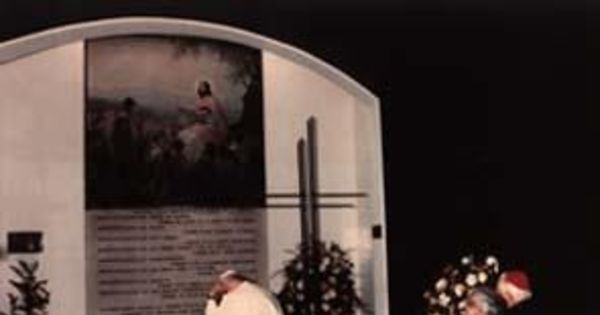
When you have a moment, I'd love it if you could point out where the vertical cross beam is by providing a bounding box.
[297,138,314,315]
[297,138,311,250]
[306,117,322,315]
[307,116,320,244]
[296,117,322,315]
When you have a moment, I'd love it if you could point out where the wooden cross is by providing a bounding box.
[296,116,322,315]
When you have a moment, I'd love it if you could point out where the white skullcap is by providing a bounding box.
[218,269,238,280]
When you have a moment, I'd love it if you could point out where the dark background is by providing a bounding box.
[0,1,591,315]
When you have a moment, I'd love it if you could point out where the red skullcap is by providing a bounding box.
[502,270,531,292]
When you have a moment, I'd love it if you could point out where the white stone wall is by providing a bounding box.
[0,42,385,315]
[0,42,85,315]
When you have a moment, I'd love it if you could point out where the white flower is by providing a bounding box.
[320,257,331,271]
[435,278,448,292]
[458,301,467,310]
[478,272,488,283]
[486,256,498,266]
[465,273,478,287]
[439,293,451,306]
[453,284,466,297]
[486,256,500,273]
[461,256,472,265]
[325,290,336,300]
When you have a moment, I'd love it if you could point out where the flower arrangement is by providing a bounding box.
[423,254,500,315]
[277,242,364,315]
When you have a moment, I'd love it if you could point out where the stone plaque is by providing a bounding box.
[86,208,265,315]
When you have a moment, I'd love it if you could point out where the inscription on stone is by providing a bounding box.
[86,208,265,315]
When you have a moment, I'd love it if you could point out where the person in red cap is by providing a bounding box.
[496,270,533,309]
[461,270,532,315]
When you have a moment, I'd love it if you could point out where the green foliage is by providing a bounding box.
[7,260,49,315]
[277,242,365,315]
[169,37,259,88]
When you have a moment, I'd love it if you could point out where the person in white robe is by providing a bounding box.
[205,270,284,315]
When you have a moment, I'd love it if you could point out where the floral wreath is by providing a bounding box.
[423,254,532,315]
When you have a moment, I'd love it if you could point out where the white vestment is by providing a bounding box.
[205,282,284,315]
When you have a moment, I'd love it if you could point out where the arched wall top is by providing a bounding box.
[0,17,379,105]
